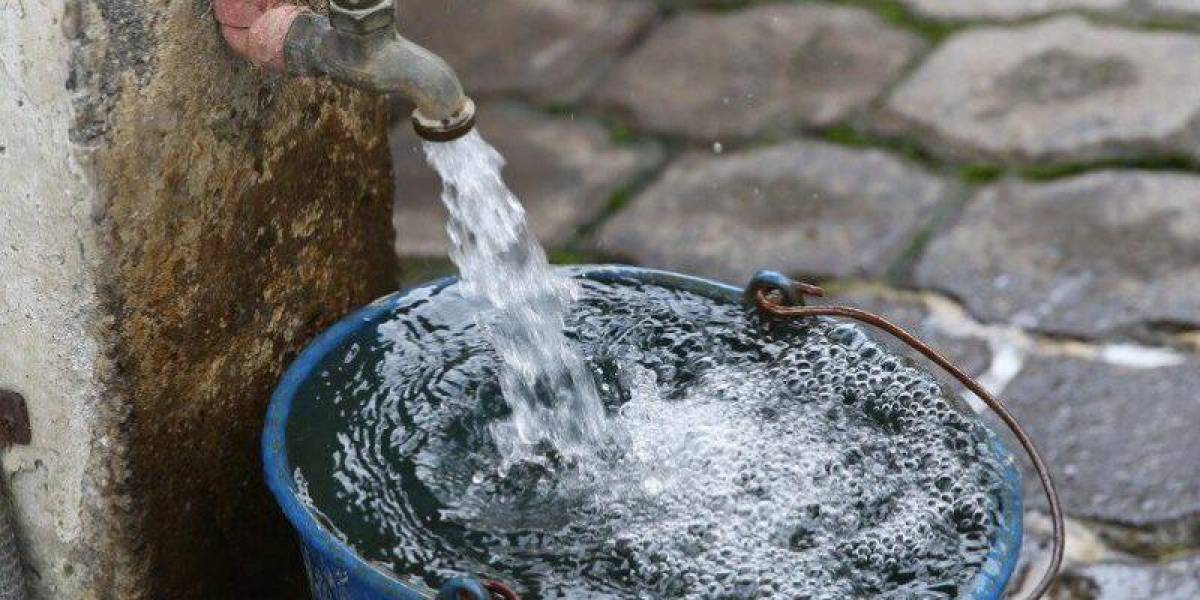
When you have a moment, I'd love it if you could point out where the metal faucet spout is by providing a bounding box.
[212,0,476,142]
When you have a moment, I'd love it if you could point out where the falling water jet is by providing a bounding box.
[420,131,611,470]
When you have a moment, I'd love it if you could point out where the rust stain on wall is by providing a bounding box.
[92,1,397,597]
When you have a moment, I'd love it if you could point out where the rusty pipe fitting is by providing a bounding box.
[213,0,306,72]
[211,0,476,142]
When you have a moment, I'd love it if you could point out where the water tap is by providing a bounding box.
[213,0,476,142]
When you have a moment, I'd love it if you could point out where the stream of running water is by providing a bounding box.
[420,131,610,469]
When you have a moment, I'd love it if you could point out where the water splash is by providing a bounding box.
[421,131,608,467]
[296,277,1011,598]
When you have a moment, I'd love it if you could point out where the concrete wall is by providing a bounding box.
[0,0,126,596]
[2,0,398,597]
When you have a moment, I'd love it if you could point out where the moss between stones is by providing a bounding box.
[1018,155,1200,180]
[816,124,940,169]
[816,0,961,43]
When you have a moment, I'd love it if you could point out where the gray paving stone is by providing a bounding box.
[593,4,924,141]
[594,140,955,285]
[822,287,992,377]
[655,0,745,7]
[1004,514,1116,599]
[901,0,1200,20]
[916,171,1200,338]
[899,0,1123,20]
[1003,355,1200,527]
[1060,556,1200,599]
[882,16,1200,164]
[402,0,656,103]
[392,104,660,257]
[1152,0,1200,17]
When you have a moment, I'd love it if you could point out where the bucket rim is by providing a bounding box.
[262,264,1023,599]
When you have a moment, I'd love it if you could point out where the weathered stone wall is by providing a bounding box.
[5,0,396,597]
[89,0,397,597]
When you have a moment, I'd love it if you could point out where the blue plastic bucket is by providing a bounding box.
[263,266,1023,599]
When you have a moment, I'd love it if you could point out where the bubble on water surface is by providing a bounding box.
[292,277,1011,599]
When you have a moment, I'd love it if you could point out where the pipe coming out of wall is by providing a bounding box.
[211,0,476,141]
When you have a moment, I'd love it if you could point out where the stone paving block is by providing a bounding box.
[593,4,924,141]
[1004,513,1116,599]
[883,16,1200,164]
[393,103,660,257]
[916,171,1200,338]
[1002,355,1200,527]
[1060,555,1200,599]
[901,0,1200,20]
[899,0,1123,20]
[655,0,745,7]
[821,287,992,377]
[402,0,656,103]
[594,140,955,285]
[1152,0,1200,17]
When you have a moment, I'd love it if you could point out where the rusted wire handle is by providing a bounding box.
[484,580,522,600]
[751,282,1063,600]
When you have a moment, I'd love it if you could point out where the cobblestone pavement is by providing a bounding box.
[392,1,1200,596]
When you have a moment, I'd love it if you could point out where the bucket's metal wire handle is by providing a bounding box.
[746,272,1064,600]
[483,580,521,600]
[436,578,522,600]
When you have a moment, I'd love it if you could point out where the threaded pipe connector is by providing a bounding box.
[412,97,477,142]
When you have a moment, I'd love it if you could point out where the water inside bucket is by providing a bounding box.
[288,274,1014,599]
